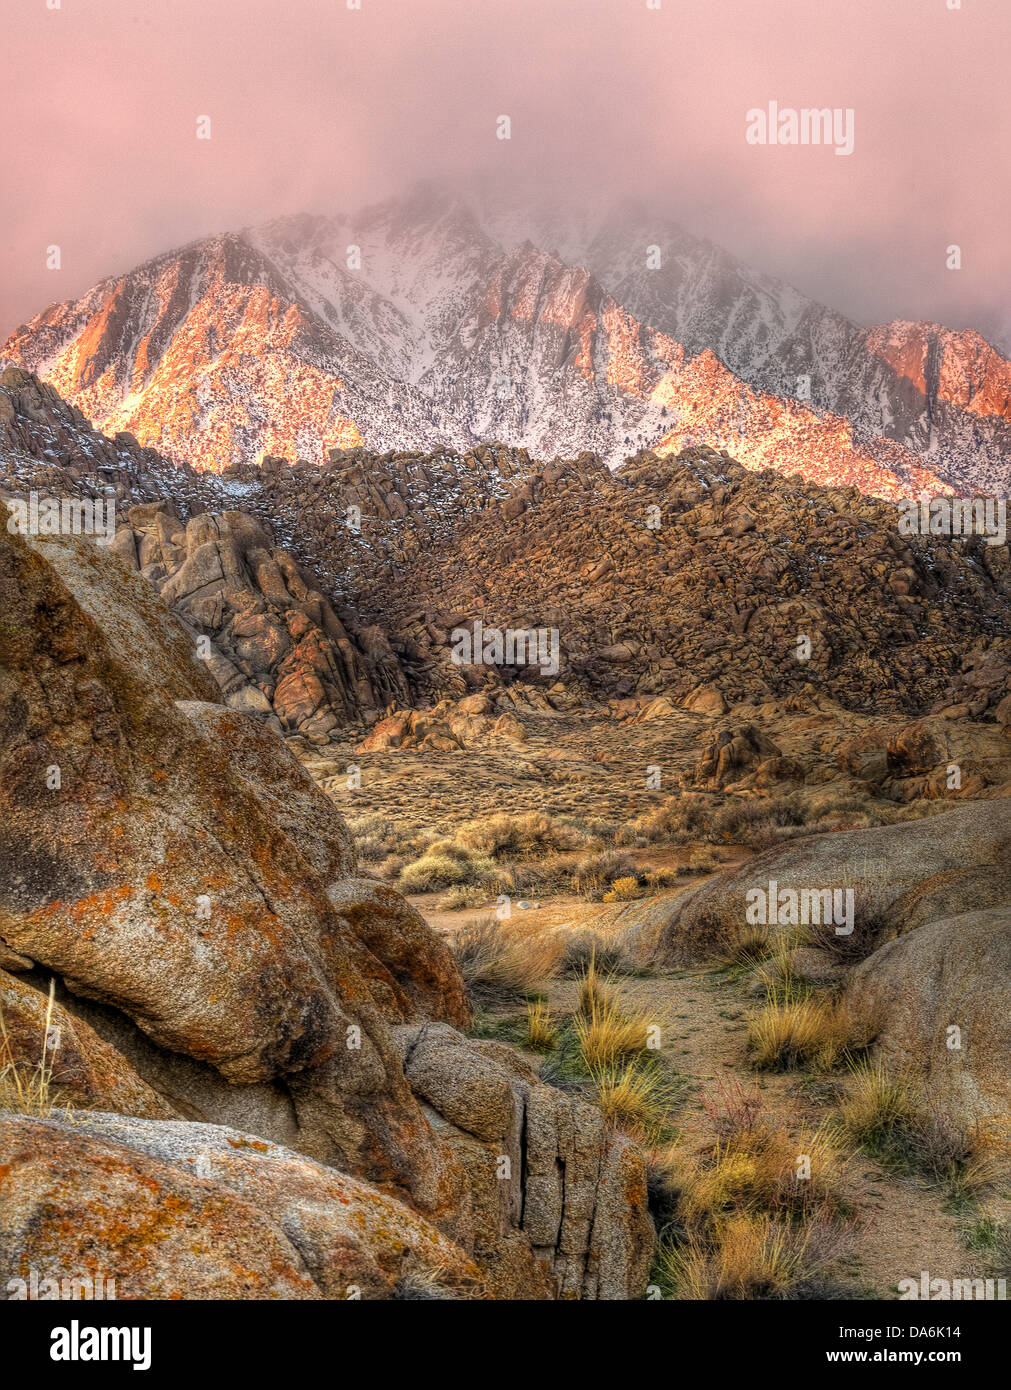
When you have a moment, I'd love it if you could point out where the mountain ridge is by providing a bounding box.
[4,189,1009,496]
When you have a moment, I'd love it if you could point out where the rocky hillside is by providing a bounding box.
[4,187,1007,496]
[236,441,1011,720]
[2,369,1008,740]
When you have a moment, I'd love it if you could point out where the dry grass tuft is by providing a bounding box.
[452,917,561,1005]
[524,1000,558,1052]
[591,1062,672,1139]
[658,1213,825,1300]
[574,997,657,1071]
[837,1062,1011,1196]
[716,926,775,973]
[747,993,867,1072]
[676,1124,847,1227]
[0,980,61,1118]
[836,1058,920,1151]
[575,951,617,1017]
[559,933,625,979]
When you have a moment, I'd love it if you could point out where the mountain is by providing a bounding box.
[3,187,1009,496]
[505,204,1011,496]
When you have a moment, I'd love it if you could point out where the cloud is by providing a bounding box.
[3,0,1008,340]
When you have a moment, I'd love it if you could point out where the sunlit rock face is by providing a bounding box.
[5,190,1009,494]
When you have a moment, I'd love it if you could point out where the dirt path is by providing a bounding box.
[417,882,983,1299]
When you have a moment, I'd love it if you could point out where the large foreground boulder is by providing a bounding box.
[0,525,467,1218]
[0,1114,483,1300]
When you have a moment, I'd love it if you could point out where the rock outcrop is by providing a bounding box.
[394,1022,654,1300]
[115,502,409,740]
[619,802,1011,969]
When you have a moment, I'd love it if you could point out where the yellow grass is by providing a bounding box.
[676,1123,846,1225]
[576,952,617,1017]
[602,876,643,903]
[574,998,656,1071]
[747,993,863,1071]
[659,1213,811,1300]
[590,1062,670,1138]
[0,979,60,1118]
[836,1058,920,1147]
[525,1000,558,1051]
[453,917,562,1003]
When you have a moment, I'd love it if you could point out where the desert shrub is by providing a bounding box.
[675,1124,847,1228]
[642,867,684,890]
[618,795,716,846]
[907,1109,1010,1201]
[559,933,626,978]
[746,824,812,852]
[438,884,490,911]
[452,917,561,1005]
[747,994,867,1072]
[651,1072,855,1300]
[688,846,723,873]
[399,840,495,893]
[698,1072,763,1139]
[455,811,587,860]
[377,853,407,881]
[346,812,416,863]
[571,849,638,901]
[712,795,805,845]
[602,875,644,903]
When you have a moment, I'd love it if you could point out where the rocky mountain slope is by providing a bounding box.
[498,203,1011,495]
[227,440,1010,720]
[4,188,1008,496]
[3,369,1008,745]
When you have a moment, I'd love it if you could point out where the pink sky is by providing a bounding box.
[4,0,1009,344]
